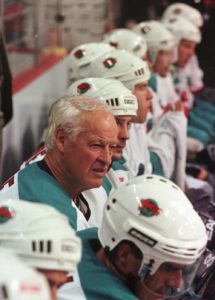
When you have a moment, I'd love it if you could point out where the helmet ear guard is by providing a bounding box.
[67,77,138,116]
[0,199,82,272]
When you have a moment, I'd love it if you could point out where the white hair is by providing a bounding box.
[45,95,111,151]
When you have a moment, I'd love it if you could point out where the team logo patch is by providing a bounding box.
[103,57,117,69]
[139,199,161,217]
[141,26,151,34]
[74,49,85,59]
[0,206,15,224]
[77,82,91,94]
[173,7,182,15]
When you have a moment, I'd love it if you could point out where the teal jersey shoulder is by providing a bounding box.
[77,228,139,300]
[150,152,164,176]
[111,156,127,171]
[18,162,78,229]
[102,175,112,196]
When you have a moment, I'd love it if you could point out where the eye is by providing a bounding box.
[115,118,123,126]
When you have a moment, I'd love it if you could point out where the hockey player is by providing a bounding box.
[0,199,81,300]
[163,15,215,147]
[90,49,187,189]
[0,252,51,300]
[58,174,207,300]
[1,80,137,228]
[133,20,180,113]
[0,97,118,230]
[67,77,137,178]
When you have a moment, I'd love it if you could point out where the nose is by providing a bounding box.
[118,125,129,141]
[147,87,153,101]
[168,270,183,289]
[100,146,113,166]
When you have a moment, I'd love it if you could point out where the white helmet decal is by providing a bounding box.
[103,57,117,69]
[138,198,162,217]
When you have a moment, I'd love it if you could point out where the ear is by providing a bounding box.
[55,128,67,152]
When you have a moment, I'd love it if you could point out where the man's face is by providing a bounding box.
[132,82,153,123]
[178,40,197,68]
[39,269,67,300]
[59,111,118,192]
[113,115,132,160]
[136,262,186,300]
[154,49,174,77]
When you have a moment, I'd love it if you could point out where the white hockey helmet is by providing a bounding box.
[89,49,151,91]
[103,28,147,59]
[162,2,203,28]
[68,42,114,83]
[98,174,207,297]
[163,15,201,45]
[67,77,137,116]
[0,252,51,300]
[0,199,81,272]
[133,20,175,64]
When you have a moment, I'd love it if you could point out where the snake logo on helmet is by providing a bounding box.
[77,82,92,94]
[103,57,117,69]
[140,25,151,34]
[74,49,86,59]
[139,199,161,217]
[0,206,15,224]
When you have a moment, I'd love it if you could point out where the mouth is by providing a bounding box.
[92,167,108,177]
[116,144,125,151]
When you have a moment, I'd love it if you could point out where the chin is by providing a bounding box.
[87,179,104,189]
[112,152,122,161]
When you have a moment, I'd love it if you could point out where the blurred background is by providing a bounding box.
[1,0,214,85]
